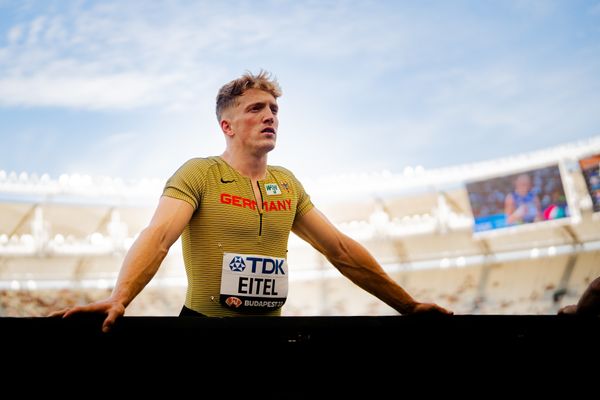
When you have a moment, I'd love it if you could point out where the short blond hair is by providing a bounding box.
[216,70,282,121]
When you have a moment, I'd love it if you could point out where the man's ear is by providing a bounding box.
[221,119,234,137]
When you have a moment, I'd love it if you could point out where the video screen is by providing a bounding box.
[579,153,600,213]
[466,164,570,233]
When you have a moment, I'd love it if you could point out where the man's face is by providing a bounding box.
[223,88,279,154]
[515,175,531,196]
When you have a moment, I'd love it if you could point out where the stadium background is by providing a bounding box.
[1,136,599,317]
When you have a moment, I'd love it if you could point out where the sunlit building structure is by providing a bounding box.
[1,136,599,316]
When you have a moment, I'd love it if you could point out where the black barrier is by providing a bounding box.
[2,315,598,394]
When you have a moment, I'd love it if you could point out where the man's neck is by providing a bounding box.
[220,149,268,181]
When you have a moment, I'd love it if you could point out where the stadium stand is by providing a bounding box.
[1,136,599,316]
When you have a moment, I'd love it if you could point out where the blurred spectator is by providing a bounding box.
[504,173,542,225]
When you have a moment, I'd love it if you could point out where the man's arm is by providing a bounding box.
[504,193,519,224]
[50,196,194,331]
[292,208,452,315]
[558,276,600,316]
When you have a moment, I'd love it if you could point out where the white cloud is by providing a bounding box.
[1,0,600,180]
[0,1,424,111]
[7,25,22,43]
[0,2,244,110]
[26,16,46,45]
[0,72,182,109]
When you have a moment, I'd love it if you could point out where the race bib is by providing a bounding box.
[220,252,288,311]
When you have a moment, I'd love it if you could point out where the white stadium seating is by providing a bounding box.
[1,136,599,316]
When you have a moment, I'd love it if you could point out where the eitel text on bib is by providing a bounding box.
[220,252,288,311]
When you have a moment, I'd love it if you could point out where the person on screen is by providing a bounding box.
[50,70,452,332]
[558,276,600,316]
[504,173,542,225]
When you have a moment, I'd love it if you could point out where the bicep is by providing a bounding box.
[292,207,345,257]
[147,196,195,248]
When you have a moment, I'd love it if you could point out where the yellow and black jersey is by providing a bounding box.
[162,156,314,316]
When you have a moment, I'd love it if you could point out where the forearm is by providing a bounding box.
[110,225,169,308]
[327,235,417,314]
[506,209,519,224]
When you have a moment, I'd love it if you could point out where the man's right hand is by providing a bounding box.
[410,302,453,315]
[49,299,126,333]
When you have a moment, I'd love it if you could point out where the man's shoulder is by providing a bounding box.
[167,157,222,185]
[268,165,310,194]
[177,156,221,172]
[268,164,297,178]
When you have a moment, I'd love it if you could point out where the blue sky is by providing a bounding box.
[1,0,599,182]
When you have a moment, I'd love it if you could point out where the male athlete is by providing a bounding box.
[51,71,452,331]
